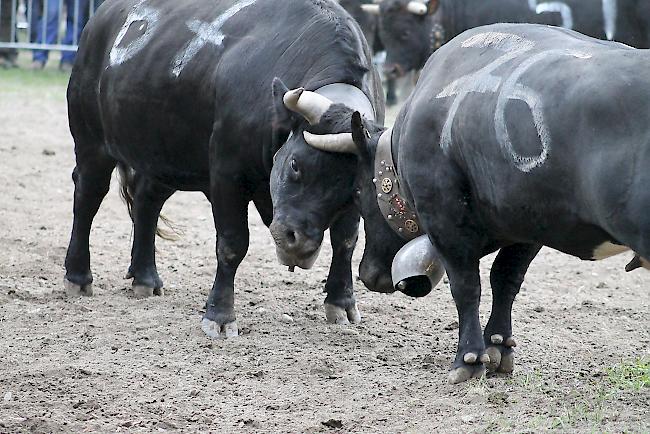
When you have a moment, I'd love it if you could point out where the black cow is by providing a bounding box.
[270,23,650,383]
[337,0,404,106]
[372,0,650,78]
[64,0,384,338]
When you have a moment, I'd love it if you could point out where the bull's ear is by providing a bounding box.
[351,111,371,160]
[271,77,295,152]
[427,0,439,14]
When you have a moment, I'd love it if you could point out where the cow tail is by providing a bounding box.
[116,163,182,241]
[117,162,136,223]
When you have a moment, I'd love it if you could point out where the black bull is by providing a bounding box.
[63,0,385,338]
[270,23,650,383]
[374,0,650,77]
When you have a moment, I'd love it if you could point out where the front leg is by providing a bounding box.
[324,207,361,324]
[446,262,489,384]
[201,178,250,339]
[484,243,541,373]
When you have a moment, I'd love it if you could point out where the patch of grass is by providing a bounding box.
[550,388,610,431]
[607,357,650,392]
[0,50,69,100]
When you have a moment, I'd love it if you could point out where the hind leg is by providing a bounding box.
[126,174,175,298]
[483,243,541,373]
[64,153,116,296]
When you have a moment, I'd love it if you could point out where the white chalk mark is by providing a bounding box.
[171,0,258,77]
[602,0,617,40]
[536,2,574,29]
[437,32,591,172]
[437,33,535,152]
[109,0,160,66]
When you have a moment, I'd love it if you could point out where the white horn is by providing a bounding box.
[361,4,381,15]
[283,88,333,125]
[303,131,357,154]
[407,1,427,15]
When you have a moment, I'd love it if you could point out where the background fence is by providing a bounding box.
[0,0,102,53]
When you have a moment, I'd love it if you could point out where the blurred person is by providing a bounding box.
[31,0,88,70]
[0,0,18,68]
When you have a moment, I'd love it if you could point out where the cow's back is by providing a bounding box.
[68,0,376,189]
[397,24,650,253]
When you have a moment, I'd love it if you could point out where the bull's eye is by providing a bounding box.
[290,158,299,174]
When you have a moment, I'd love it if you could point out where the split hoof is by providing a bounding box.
[64,278,93,297]
[201,318,238,339]
[485,342,516,373]
[324,303,361,325]
[448,364,486,384]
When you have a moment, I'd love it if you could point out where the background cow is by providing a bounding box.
[64,0,384,339]
[372,0,650,80]
[271,23,650,383]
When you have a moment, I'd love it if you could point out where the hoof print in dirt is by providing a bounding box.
[324,303,361,325]
[64,278,93,297]
[485,334,517,373]
[201,318,238,339]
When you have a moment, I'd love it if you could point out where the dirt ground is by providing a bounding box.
[0,65,648,434]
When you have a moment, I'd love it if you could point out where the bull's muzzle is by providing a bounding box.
[391,235,445,297]
[269,221,322,270]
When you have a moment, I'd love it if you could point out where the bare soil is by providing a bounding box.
[0,67,648,433]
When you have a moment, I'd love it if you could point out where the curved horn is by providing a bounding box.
[283,88,333,125]
[361,4,381,15]
[406,1,428,15]
[303,131,357,154]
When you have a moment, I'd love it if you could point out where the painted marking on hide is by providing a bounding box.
[436,32,591,172]
[536,2,573,29]
[171,0,258,77]
[109,0,160,66]
[602,0,617,40]
[592,242,629,260]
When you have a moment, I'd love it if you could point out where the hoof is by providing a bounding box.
[485,336,516,373]
[133,285,154,298]
[448,364,485,384]
[324,303,361,325]
[201,318,238,339]
[154,287,164,296]
[64,278,93,297]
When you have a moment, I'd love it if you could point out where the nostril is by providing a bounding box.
[286,230,297,245]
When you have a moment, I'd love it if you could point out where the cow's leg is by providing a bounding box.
[385,77,397,106]
[323,207,361,324]
[201,179,250,339]
[126,174,175,298]
[445,260,487,384]
[483,244,541,374]
[64,154,116,296]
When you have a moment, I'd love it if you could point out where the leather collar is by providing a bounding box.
[374,129,423,241]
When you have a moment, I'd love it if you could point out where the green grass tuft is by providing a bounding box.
[607,357,650,392]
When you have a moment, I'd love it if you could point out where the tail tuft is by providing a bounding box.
[116,163,182,241]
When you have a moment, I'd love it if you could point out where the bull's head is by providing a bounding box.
[368,0,444,77]
[270,83,442,295]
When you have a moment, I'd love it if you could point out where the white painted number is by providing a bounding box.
[109,0,259,77]
[436,32,591,173]
[528,0,617,40]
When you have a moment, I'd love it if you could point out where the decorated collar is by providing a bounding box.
[374,129,423,241]
[429,22,446,54]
